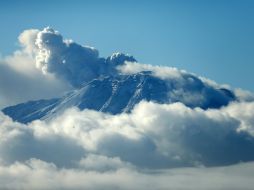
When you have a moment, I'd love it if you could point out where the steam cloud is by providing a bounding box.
[19,27,136,87]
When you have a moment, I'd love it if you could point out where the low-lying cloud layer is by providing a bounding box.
[1,27,254,189]
[0,159,254,190]
[1,100,254,189]
[2,101,254,167]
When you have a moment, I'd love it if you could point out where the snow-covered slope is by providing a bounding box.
[2,71,235,124]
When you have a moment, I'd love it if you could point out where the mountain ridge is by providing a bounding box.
[2,70,236,124]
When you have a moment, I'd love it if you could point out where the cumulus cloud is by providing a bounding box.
[0,56,71,109]
[1,101,254,168]
[1,100,254,189]
[0,159,254,190]
[222,101,254,136]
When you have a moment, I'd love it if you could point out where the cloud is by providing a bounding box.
[118,61,183,80]
[0,54,71,109]
[0,158,253,190]
[1,100,254,189]
[18,29,40,54]
[1,100,254,170]
[78,154,133,172]
[222,101,254,136]
[233,88,254,102]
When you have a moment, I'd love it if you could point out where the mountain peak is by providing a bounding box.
[2,71,235,124]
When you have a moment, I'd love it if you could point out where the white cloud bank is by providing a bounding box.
[1,100,254,189]
[0,159,254,190]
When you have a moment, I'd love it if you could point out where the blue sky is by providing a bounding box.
[1,0,254,91]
